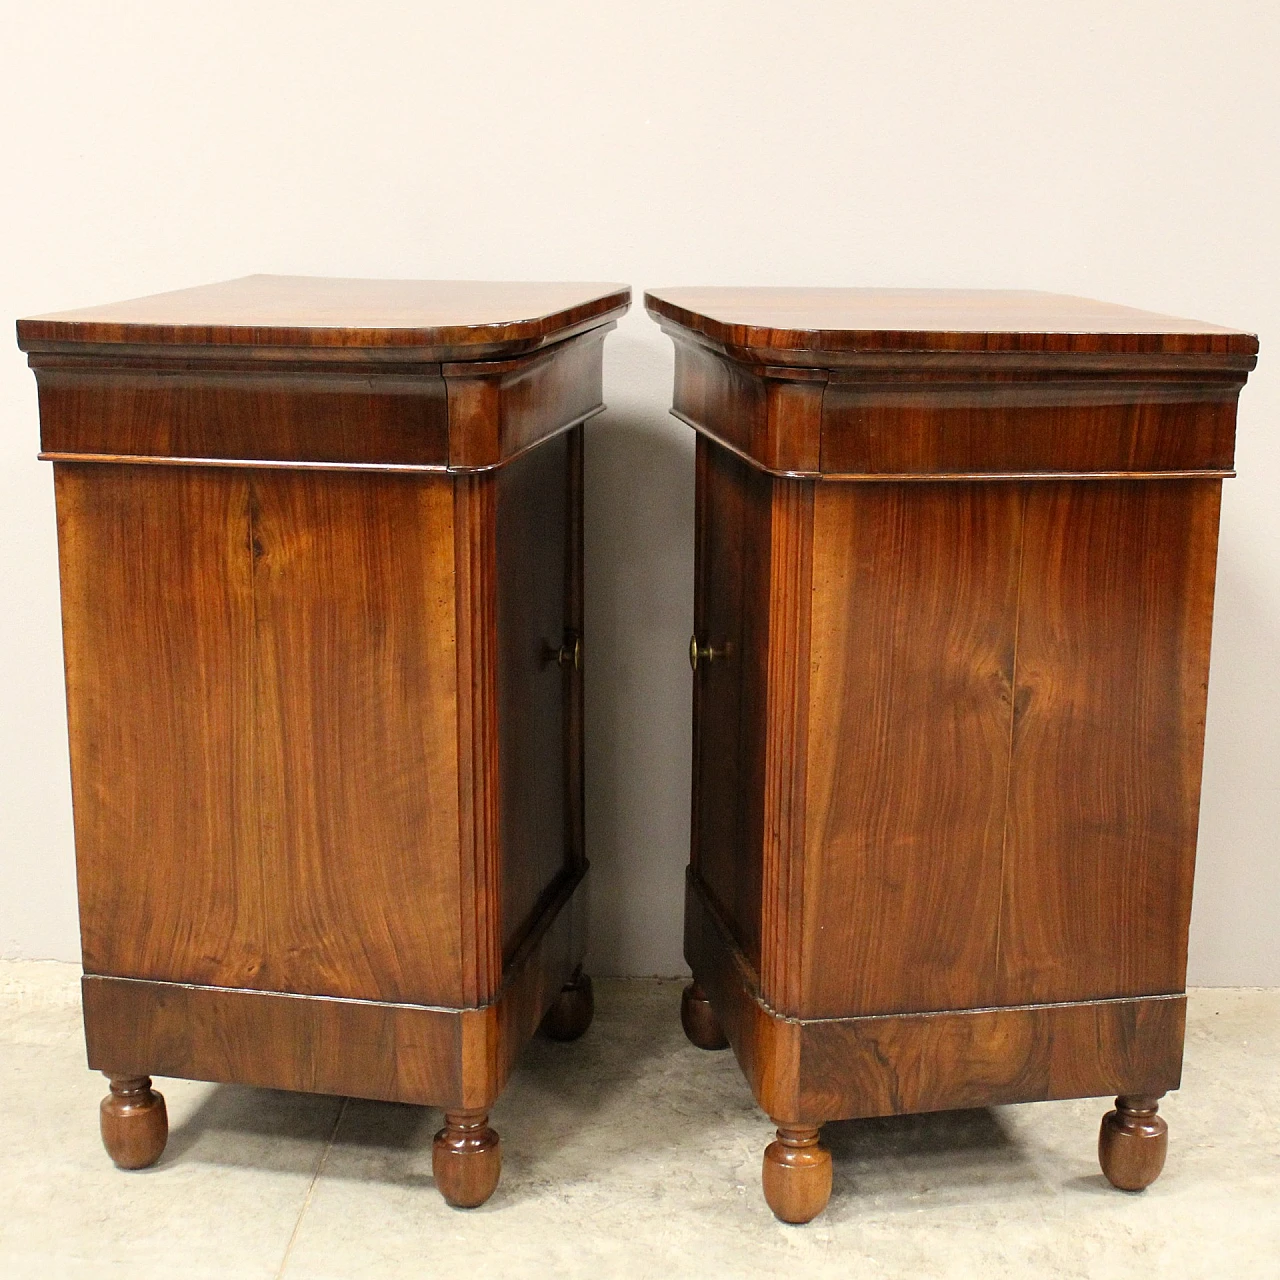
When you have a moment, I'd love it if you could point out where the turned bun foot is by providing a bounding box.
[1099,1095,1168,1191]
[433,1111,501,1208]
[540,966,594,1042]
[100,1075,168,1170]
[762,1123,833,1224]
[681,979,729,1050]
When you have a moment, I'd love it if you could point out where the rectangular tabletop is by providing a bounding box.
[645,286,1257,360]
[19,275,631,360]
[647,286,1256,477]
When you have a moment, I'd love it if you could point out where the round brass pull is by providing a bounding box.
[545,633,582,671]
[560,635,583,671]
[689,635,726,671]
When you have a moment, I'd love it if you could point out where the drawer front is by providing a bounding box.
[38,368,450,468]
[820,380,1239,476]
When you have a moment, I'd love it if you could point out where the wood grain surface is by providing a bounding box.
[32,279,611,1204]
[799,992,1186,1123]
[664,291,1249,1211]
[451,469,503,1009]
[445,327,609,470]
[690,439,770,970]
[798,479,1221,1017]
[496,430,574,962]
[20,275,630,357]
[651,290,1254,481]
[819,381,1241,476]
[646,287,1257,358]
[35,369,450,467]
[685,870,1185,1125]
[81,863,584,1112]
[996,480,1222,1004]
[31,324,611,475]
[758,476,814,1013]
[671,339,826,474]
[801,482,1023,1018]
[57,463,466,1005]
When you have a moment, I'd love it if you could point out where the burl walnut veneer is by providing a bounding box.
[646,286,1257,1223]
[18,275,630,1208]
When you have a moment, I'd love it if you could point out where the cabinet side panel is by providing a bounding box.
[802,482,1022,1018]
[496,328,606,461]
[691,441,771,970]
[672,340,769,463]
[495,432,573,961]
[249,469,463,1006]
[997,480,1221,1003]
[56,463,257,984]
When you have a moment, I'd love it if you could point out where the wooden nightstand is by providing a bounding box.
[646,286,1256,1223]
[18,275,629,1208]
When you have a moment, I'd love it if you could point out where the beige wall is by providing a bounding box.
[2,1,1276,982]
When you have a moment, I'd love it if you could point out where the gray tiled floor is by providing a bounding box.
[1,962,1276,1278]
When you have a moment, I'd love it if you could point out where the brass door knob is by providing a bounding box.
[689,635,727,671]
[544,633,582,671]
[561,635,583,671]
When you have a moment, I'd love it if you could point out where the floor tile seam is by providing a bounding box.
[274,1096,348,1280]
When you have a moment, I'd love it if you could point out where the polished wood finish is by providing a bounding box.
[21,278,628,1207]
[649,286,1255,1221]
[540,966,595,1043]
[32,324,614,475]
[1098,1095,1169,1192]
[762,1123,832,1225]
[689,443,772,973]
[433,1111,502,1209]
[801,477,1222,1018]
[20,275,630,356]
[80,878,583,1110]
[99,1076,168,1170]
[34,370,450,469]
[497,432,576,962]
[646,286,1256,360]
[649,287,1254,479]
[685,872,1186,1122]
[55,465,465,1003]
[803,480,1018,1017]
[680,979,728,1051]
[818,379,1240,477]
[999,481,1221,1006]
[445,327,611,469]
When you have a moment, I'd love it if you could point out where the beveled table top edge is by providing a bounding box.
[17,275,633,358]
[644,287,1258,361]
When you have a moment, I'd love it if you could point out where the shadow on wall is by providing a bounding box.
[582,330,696,978]
[1189,541,1280,986]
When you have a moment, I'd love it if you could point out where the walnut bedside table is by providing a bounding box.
[645,286,1256,1223]
[17,275,630,1208]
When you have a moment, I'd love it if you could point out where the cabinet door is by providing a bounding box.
[689,440,771,972]
[494,426,583,963]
